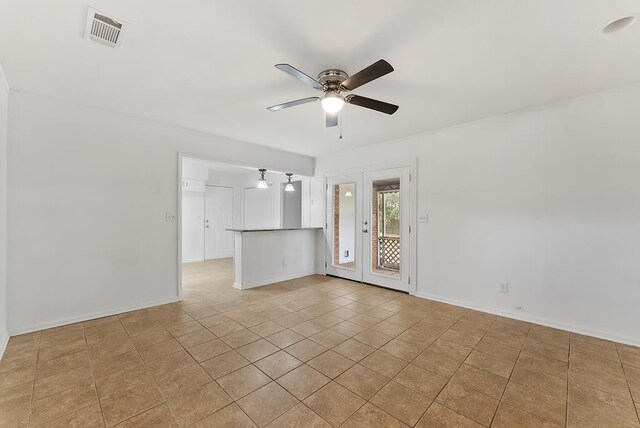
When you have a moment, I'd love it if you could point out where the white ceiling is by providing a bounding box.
[1,1,639,156]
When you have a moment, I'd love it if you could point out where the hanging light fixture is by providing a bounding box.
[257,168,268,189]
[284,173,295,192]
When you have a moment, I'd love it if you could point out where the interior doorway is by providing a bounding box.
[179,155,312,297]
[325,165,414,292]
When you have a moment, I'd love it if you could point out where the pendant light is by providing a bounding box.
[257,169,268,189]
[284,173,295,192]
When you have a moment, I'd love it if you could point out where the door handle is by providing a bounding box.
[362,229,368,233]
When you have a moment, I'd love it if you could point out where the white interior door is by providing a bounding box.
[326,167,411,292]
[362,167,410,291]
[205,186,234,260]
[181,192,204,263]
[326,174,363,282]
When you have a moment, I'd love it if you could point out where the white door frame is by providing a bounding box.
[324,159,418,295]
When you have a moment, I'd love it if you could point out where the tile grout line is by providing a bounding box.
[488,323,531,427]
[27,331,43,427]
[429,313,502,427]
[617,344,640,425]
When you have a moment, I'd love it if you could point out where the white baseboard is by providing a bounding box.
[232,283,242,290]
[0,331,9,361]
[237,271,316,290]
[9,295,179,337]
[415,291,640,348]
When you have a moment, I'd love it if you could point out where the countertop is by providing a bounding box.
[226,227,323,233]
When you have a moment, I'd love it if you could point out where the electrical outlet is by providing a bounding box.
[165,212,176,222]
[419,214,428,223]
[514,306,523,311]
[500,283,509,293]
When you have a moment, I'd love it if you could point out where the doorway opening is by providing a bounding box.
[178,156,308,297]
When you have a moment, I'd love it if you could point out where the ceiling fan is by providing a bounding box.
[267,59,399,127]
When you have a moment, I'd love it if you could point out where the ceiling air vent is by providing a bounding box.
[85,8,126,48]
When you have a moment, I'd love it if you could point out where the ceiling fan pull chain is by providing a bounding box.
[339,113,343,140]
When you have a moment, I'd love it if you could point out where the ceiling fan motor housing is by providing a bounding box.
[317,69,349,92]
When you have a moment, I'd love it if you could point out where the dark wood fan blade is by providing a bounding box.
[340,59,394,91]
[267,97,320,111]
[275,64,324,90]
[346,95,399,115]
[325,112,338,127]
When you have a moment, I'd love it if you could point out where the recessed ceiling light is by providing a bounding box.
[601,16,637,34]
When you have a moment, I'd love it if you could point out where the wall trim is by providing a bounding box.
[9,295,179,337]
[415,291,640,348]
[0,331,9,361]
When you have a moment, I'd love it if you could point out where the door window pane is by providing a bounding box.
[371,178,400,276]
[333,183,356,270]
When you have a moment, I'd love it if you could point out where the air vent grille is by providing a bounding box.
[85,8,126,48]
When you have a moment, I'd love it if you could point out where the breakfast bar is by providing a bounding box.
[227,227,324,290]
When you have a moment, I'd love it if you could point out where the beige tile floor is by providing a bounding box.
[1,258,639,427]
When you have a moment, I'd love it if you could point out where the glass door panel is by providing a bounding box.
[372,179,401,278]
[332,183,356,270]
[326,175,362,282]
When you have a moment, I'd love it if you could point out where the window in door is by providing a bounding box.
[332,183,356,270]
[371,179,401,277]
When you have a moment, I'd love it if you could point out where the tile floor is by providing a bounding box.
[1,258,639,427]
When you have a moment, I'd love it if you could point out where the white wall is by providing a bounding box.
[313,82,640,345]
[282,181,302,228]
[241,171,310,230]
[7,92,314,334]
[0,65,9,355]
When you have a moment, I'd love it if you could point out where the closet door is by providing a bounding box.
[205,186,234,260]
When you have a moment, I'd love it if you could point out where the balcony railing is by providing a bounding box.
[378,236,400,271]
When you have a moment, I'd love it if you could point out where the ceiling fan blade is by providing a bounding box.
[325,112,338,128]
[275,64,324,90]
[346,95,399,115]
[267,97,319,112]
[340,59,394,91]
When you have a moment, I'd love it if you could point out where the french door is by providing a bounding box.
[326,167,411,292]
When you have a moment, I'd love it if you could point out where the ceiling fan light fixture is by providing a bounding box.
[321,92,345,114]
